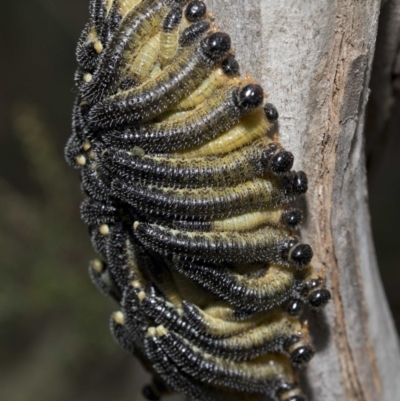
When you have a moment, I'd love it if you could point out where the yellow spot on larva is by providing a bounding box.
[83,73,93,83]
[91,259,104,273]
[133,221,140,230]
[138,291,146,302]
[156,325,168,337]
[76,154,86,166]
[147,327,156,337]
[131,280,141,288]
[93,40,103,54]
[99,224,110,235]
[82,139,91,151]
[113,311,125,325]
[88,150,95,160]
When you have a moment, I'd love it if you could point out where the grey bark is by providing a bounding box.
[205,1,400,400]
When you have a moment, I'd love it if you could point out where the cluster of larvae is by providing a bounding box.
[65,0,331,400]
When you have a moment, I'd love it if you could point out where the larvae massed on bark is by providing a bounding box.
[65,1,331,400]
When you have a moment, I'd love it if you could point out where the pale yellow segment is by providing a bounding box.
[90,259,104,273]
[160,29,179,68]
[177,109,272,157]
[76,155,87,166]
[173,68,232,110]
[195,304,265,336]
[220,313,302,350]
[213,208,283,231]
[113,311,125,325]
[88,26,99,41]
[99,224,110,235]
[118,0,142,19]
[105,0,115,15]
[129,34,161,81]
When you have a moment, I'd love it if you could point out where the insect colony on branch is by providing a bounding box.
[65,0,331,400]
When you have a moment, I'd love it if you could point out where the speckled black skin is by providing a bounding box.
[66,1,331,400]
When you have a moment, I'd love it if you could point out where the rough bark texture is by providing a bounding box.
[205,1,400,400]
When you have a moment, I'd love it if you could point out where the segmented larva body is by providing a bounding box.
[66,1,331,400]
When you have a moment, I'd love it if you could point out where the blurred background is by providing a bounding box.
[0,1,399,401]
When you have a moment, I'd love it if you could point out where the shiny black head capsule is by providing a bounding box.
[185,1,207,22]
[293,171,308,194]
[264,102,279,121]
[270,150,294,174]
[201,32,231,60]
[308,289,331,309]
[287,299,304,316]
[235,84,264,112]
[290,345,315,367]
[281,209,303,228]
[222,55,240,76]
[290,244,313,267]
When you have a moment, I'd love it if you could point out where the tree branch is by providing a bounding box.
[208,1,400,400]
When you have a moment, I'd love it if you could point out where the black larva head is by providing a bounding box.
[222,55,240,76]
[142,384,160,401]
[290,345,315,367]
[308,288,331,309]
[201,32,231,61]
[287,299,304,316]
[185,1,207,22]
[235,84,264,112]
[281,209,303,228]
[179,21,210,46]
[270,150,294,174]
[264,102,279,122]
[289,244,313,267]
[163,7,183,32]
[293,171,308,194]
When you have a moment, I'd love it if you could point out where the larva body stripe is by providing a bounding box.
[174,208,302,231]
[67,1,331,399]
[104,84,263,153]
[134,222,301,265]
[99,142,262,188]
[99,139,292,189]
[115,177,301,220]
